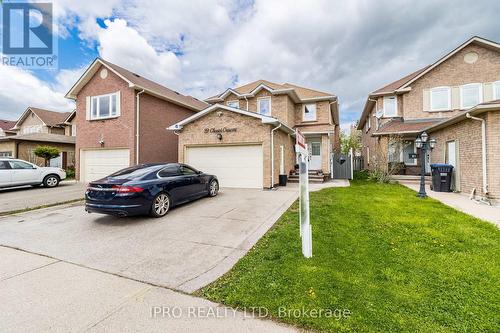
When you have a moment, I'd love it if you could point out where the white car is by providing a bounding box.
[0,158,66,189]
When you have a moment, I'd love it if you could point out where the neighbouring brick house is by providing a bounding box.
[0,107,76,167]
[169,80,340,188]
[65,58,208,182]
[358,36,500,199]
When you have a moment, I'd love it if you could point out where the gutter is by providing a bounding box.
[466,113,488,195]
[270,123,282,188]
[136,89,145,164]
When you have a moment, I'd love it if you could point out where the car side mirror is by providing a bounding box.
[196,170,202,174]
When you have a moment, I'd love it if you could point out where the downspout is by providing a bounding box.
[270,123,282,188]
[135,89,145,164]
[466,113,488,195]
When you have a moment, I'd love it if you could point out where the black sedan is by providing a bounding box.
[85,163,219,217]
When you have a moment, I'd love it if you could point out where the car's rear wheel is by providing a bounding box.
[208,179,219,197]
[150,193,170,217]
[43,175,60,188]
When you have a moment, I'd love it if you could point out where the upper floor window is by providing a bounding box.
[303,103,317,121]
[493,81,500,100]
[257,97,271,116]
[22,125,43,134]
[460,83,482,109]
[226,100,240,109]
[71,124,77,136]
[90,92,120,120]
[383,96,397,117]
[430,87,451,111]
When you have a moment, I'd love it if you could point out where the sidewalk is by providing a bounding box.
[400,182,500,227]
[0,246,296,333]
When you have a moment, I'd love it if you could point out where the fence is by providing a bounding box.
[353,156,364,171]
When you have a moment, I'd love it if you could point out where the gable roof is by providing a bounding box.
[65,58,208,112]
[167,103,295,135]
[13,107,72,129]
[372,118,443,136]
[206,79,335,103]
[0,119,16,131]
[358,36,500,129]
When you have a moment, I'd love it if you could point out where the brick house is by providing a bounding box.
[358,36,500,199]
[0,107,76,167]
[65,58,208,182]
[169,80,340,188]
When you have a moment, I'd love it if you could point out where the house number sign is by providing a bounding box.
[204,127,237,134]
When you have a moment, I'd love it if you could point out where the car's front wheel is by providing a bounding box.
[43,175,60,188]
[150,193,170,217]
[208,179,219,197]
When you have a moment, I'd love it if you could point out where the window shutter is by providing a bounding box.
[85,96,91,120]
[483,82,493,102]
[451,86,460,110]
[422,89,430,111]
[116,91,121,116]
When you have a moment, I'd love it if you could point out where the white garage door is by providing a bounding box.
[80,149,130,182]
[186,145,263,188]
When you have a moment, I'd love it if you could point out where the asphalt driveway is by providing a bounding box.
[0,187,298,292]
[0,181,86,214]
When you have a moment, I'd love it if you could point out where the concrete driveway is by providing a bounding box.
[0,181,86,214]
[0,187,298,292]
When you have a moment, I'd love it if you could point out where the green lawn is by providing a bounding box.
[199,180,500,332]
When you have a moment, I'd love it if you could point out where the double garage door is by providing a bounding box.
[186,145,263,188]
[80,149,130,183]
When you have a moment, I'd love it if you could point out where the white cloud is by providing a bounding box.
[97,19,181,87]
[1,0,500,126]
[0,65,75,120]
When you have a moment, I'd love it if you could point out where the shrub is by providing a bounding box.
[33,146,60,167]
[65,165,75,179]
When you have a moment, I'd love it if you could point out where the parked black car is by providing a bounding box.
[85,163,219,217]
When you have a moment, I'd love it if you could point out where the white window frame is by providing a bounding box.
[493,81,500,100]
[302,103,317,122]
[226,100,240,109]
[257,97,271,116]
[367,115,371,130]
[71,124,77,136]
[460,83,483,110]
[430,86,451,111]
[90,92,120,120]
[383,96,397,117]
[22,125,43,134]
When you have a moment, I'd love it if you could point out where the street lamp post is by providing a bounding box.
[415,131,436,198]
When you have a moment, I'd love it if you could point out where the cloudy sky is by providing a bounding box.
[1,0,499,131]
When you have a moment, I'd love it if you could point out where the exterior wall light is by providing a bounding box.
[217,133,223,141]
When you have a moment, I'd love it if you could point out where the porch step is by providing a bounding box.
[288,172,328,183]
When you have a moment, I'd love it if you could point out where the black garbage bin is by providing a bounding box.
[430,164,454,192]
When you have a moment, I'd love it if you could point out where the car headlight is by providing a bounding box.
[59,168,65,173]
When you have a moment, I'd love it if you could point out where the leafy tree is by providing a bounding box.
[33,146,60,167]
[340,127,361,155]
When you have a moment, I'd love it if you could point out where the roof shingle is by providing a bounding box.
[100,59,208,111]
[0,119,16,131]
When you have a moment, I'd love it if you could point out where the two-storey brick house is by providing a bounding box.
[169,80,340,188]
[358,36,500,199]
[65,58,208,182]
[0,107,76,167]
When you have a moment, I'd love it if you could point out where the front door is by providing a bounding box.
[308,139,322,170]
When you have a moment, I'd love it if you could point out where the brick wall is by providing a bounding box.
[404,44,500,119]
[430,116,484,196]
[485,111,500,198]
[75,65,136,179]
[177,110,288,188]
[138,93,195,164]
